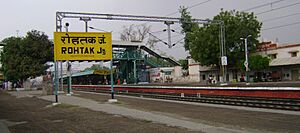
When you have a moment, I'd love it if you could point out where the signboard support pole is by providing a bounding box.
[110,59,114,99]
[54,61,59,103]
[67,61,72,95]
[60,61,63,92]
[53,13,61,104]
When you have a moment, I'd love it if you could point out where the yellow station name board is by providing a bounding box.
[54,32,112,61]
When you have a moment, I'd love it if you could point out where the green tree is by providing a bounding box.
[180,8,262,68]
[247,55,270,82]
[1,30,53,82]
[1,37,22,82]
[178,59,188,70]
[248,55,270,71]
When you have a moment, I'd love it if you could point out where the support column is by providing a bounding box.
[133,60,137,84]
[164,21,174,48]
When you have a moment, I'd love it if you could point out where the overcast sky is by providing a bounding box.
[0,0,300,60]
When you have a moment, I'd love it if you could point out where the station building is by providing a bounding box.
[188,41,300,83]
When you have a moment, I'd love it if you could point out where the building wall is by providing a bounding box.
[149,68,160,82]
[188,58,200,82]
[173,66,183,78]
[188,42,300,82]
[256,44,300,58]
[256,43,300,81]
[148,67,182,83]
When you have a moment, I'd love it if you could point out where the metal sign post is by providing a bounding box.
[110,59,114,99]
[53,13,62,104]
[53,31,112,103]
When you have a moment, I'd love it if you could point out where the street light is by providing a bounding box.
[0,43,6,46]
[80,17,91,32]
[240,35,252,84]
[88,26,115,100]
[89,26,111,32]
[89,25,112,69]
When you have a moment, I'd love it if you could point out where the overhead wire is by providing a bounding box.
[262,21,300,31]
[165,0,213,16]
[242,1,300,31]
[150,29,165,34]
[262,12,300,22]
[164,0,213,39]
[148,32,168,45]
[172,38,185,47]
[242,0,286,12]
[149,0,213,47]
[161,34,183,41]
[256,1,300,15]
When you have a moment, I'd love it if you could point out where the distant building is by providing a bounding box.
[149,66,182,83]
[256,42,300,81]
[188,41,300,83]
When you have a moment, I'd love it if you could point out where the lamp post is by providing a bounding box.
[240,35,252,84]
[0,43,6,46]
[89,26,111,32]
[89,26,116,100]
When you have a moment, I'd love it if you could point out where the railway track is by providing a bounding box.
[74,87,300,111]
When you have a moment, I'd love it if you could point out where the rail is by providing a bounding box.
[73,87,300,111]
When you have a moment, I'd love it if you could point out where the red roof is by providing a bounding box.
[257,41,300,52]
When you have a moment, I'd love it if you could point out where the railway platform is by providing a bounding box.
[8,90,300,133]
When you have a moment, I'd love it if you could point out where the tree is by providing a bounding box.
[179,7,199,50]
[247,55,270,82]
[248,55,270,71]
[0,37,22,82]
[178,59,188,70]
[180,8,262,68]
[120,24,150,41]
[1,30,53,82]
[120,24,158,49]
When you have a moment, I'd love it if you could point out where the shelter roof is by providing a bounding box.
[112,40,145,47]
[270,57,300,66]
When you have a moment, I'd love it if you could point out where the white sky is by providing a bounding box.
[1,0,300,61]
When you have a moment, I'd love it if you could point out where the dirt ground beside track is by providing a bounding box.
[74,91,300,133]
[0,91,197,133]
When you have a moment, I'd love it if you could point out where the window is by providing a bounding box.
[202,75,206,80]
[164,71,172,75]
[290,52,298,57]
[268,54,277,59]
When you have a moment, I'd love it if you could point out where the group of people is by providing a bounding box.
[1,81,8,90]
[1,81,22,90]
[208,75,217,84]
